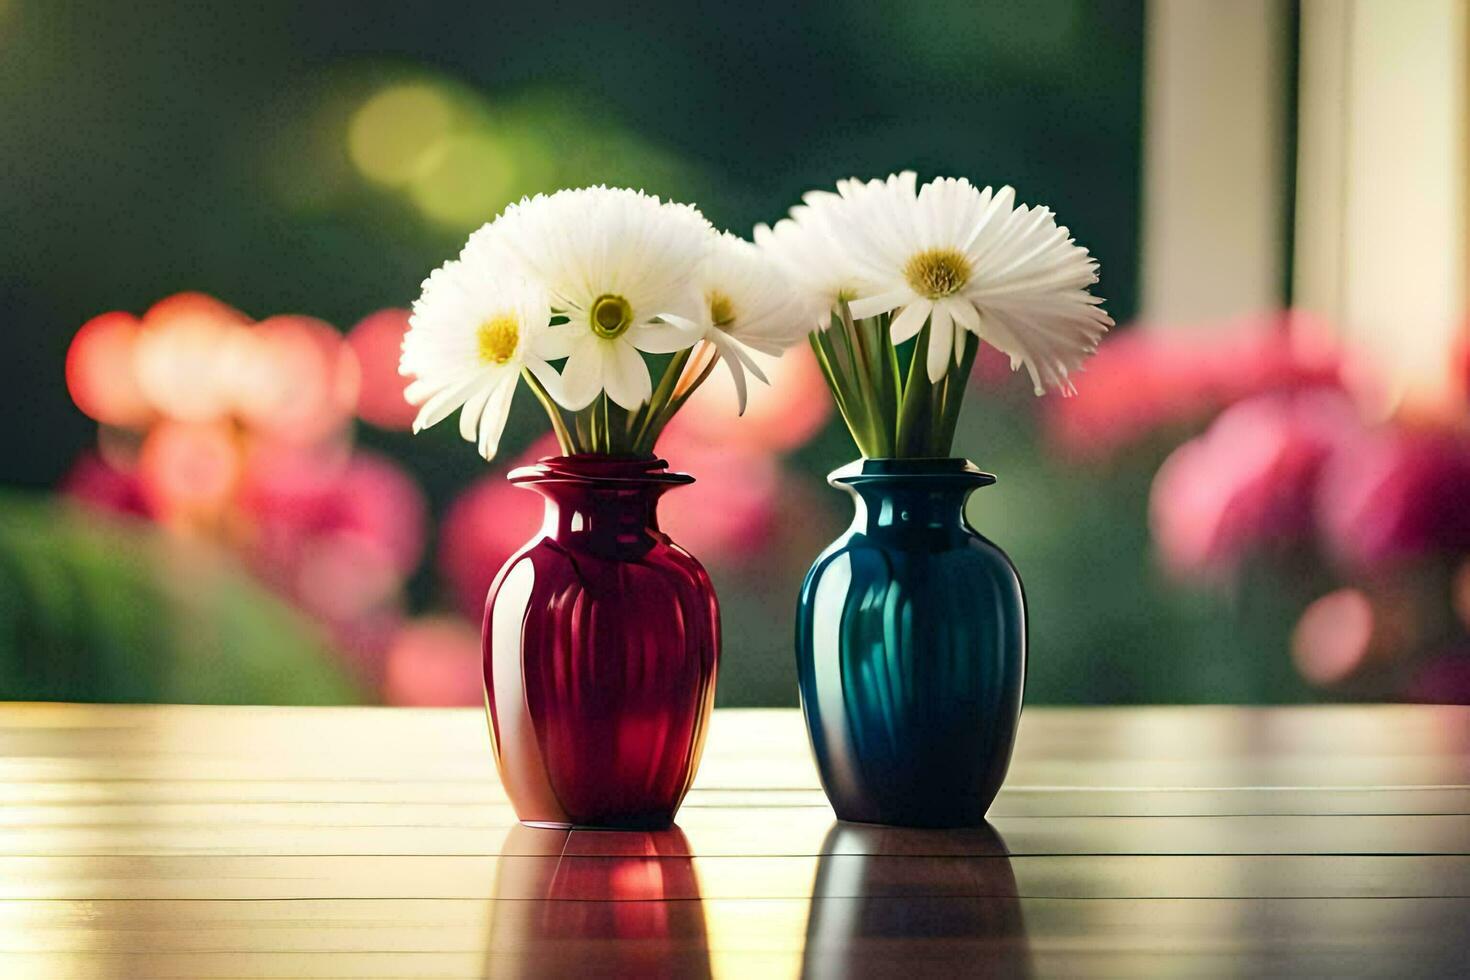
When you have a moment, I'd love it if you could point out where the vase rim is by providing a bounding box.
[509,453,694,487]
[828,456,996,488]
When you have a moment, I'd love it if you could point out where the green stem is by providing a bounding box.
[641,354,718,453]
[599,395,611,453]
[838,301,890,456]
[631,348,693,451]
[934,332,979,455]
[881,312,902,422]
[521,368,574,454]
[580,395,608,453]
[602,398,635,454]
[894,321,934,457]
[827,307,858,378]
[810,332,864,448]
[853,310,899,440]
[572,409,592,452]
[928,370,948,456]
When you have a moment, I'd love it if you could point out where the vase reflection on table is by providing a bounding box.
[487,825,712,979]
[801,822,1031,979]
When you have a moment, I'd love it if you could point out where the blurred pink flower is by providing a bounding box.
[61,452,153,519]
[1459,331,1470,404]
[135,420,242,524]
[1454,561,1470,632]
[1149,388,1357,577]
[1048,311,1342,460]
[61,291,440,698]
[65,311,153,428]
[667,345,830,452]
[655,427,782,565]
[969,340,1019,388]
[292,531,403,624]
[238,449,427,683]
[231,315,360,445]
[242,449,428,580]
[348,309,418,431]
[382,615,484,706]
[1291,588,1374,686]
[437,443,548,619]
[1405,649,1470,704]
[327,453,428,575]
[131,293,253,425]
[1317,428,1470,570]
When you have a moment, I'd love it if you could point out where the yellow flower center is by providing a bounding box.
[904,248,972,299]
[589,294,633,339]
[476,314,519,365]
[707,290,736,330]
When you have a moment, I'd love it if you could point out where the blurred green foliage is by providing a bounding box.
[7,1,1319,708]
[0,495,360,703]
[0,0,1142,486]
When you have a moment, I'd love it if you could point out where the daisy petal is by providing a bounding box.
[477,376,518,460]
[890,301,931,344]
[532,324,580,361]
[730,342,771,386]
[714,338,752,415]
[458,376,498,443]
[524,357,567,405]
[947,298,980,336]
[634,318,703,354]
[602,339,652,410]
[926,305,954,383]
[848,289,909,320]
[557,342,604,411]
[411,374,482,433]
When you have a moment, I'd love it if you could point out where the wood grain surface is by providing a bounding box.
[1,703,1466,978]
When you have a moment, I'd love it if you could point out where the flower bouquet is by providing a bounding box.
[758,172,1112,826]
[399,186,807,829]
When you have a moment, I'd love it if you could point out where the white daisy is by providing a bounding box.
[675,233,809,414]
[752,190,870,331]
[463,186,713,411]
[399,259,566,460]
[833,171,1113,390]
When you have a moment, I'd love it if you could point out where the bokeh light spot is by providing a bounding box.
[347,309,417,430]
[137,421,240,521]
[230,315,360,444]
[132,297,249,424]
[66,311,151,427]
[409,131,517,229]
[1292,588,1374,686]
[348,83,453,187]
[672,346,831,452]
[382,615,483,707]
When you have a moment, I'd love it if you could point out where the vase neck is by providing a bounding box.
[831,458,995,539]
[509,454,692,553]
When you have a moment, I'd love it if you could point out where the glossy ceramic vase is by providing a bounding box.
[795,458,1026,827]
[482,454,719,829]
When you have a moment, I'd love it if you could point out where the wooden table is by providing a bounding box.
[2,704,1468,978]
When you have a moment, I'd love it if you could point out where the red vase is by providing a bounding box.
[483,454,720,829]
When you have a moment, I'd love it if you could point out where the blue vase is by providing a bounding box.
[795,458,1026,827]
